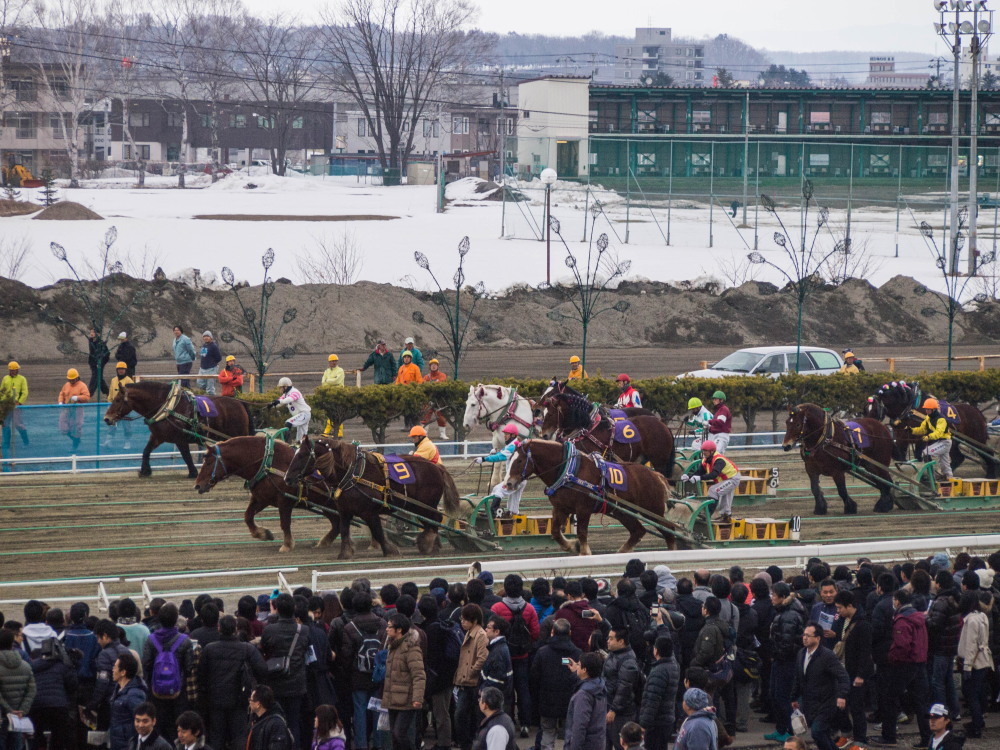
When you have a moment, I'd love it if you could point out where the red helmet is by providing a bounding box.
[501,423,519,436]
[616,373,630,383]
[700,440,717,453]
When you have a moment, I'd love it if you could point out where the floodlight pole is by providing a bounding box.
[968,3,994,274]
[945,3,962,276]
[742,89,750,227]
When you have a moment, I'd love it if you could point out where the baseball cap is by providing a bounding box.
[928,703,948,717]
[477,571,494,586]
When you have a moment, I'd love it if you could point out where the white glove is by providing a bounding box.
[71,395,78,403]
[474,457,484,465]
[689,475,701,483]
[680,473,690,482]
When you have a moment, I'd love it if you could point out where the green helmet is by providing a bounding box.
[712,390,726,401]
[687,397,703,409]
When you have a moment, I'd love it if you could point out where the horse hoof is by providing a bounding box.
[187,470,198,479]
[873,502,892,514]
[337,551,354,560]
[384,544,401,557]
[813,505,827,516]
[261,529,274,541]
[844,501,858,515]
[138,470,152,478]
[572,539,582,553]
[278,544,293,553]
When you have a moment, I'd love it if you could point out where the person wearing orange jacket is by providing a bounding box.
[421,358,449,440]
[408,425,440,463]
[396,350,423,430]
[217,355,245,397]
[58,367,91,451]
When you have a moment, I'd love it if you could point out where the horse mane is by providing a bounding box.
[556,392,596,431]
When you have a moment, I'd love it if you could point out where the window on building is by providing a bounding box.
[229,113,246,128]
[200,114,216,128]
[50,78,70,100]
[10,78,35,101]
[691,152,711,166]
[809,153,830,166]
[257,115,273,129]
[929,112,948,125]
[532,153,541,164]
[810,111,831,124]
[292,116,303,129]
[522,110,530,119]
[123,144,151,160]
[625,71,631,79]
[49,113,69,137]
[452,116,469,134]
[6,112,35,139]
[358,118,366,136]
[167,112,183,127]
[692,110,711,124]
[496,117,513,135]
[870,111,890,125]
[129,112,150,127]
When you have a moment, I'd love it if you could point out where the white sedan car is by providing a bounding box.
[681,346,844,378]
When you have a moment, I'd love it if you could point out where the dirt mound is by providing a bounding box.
[32,201,103,220]
[0,199,40,217]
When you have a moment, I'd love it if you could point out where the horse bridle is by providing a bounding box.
[108,390,143,423]
[791,406,830,452]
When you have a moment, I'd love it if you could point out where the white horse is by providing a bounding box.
[463,384,536,485]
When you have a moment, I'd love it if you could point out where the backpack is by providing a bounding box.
[619,605,650,656]
[350,622,383,675]
[40,634,76,670]
[441,620,464,667]
[506,604,532,658]
[149,633,187,699]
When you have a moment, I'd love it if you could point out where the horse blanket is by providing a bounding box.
[843,421,872,450]
[607,409,642,444]
[383,454,418,485]
[195,396,219,419]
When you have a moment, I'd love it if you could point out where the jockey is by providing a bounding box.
[568,355,588,380]
[707,390,732,454]
[685,397,714,451]
[615,374,642,408]
[474,423,523,517]
[912,397,953,481]
[408,425,440,463]
[270,376,311,442]
[681,440,743,524]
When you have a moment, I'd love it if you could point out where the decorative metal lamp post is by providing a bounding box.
[540,167,558,283]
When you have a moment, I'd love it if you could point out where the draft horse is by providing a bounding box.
[104,380,255,477]
[865,381,997,478]
[783,402,896,514]
[194,435,342,553]
[463,384,537,485]
[283,435,462,558]
[538,382,675,478]
[504,438,679,555]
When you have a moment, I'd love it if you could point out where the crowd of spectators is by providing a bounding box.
[1,551,999,750]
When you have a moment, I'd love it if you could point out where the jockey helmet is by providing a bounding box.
[7,361,18,370]
[843,351,855,359]
[429,358,439,365]
[226,355,236,362]
[409,425,427,437]
[116,361,128,369]
[569,355,581,364]
[401,350,413,359]
[687,397,702,409]
[67,368,79,379]
[502,423,519,436]
[712,390,726,401]
[328,354,339,362]
[922,398,939,410]
[700,440,717,453]
[616,373,630,383]
[277,377,293,389]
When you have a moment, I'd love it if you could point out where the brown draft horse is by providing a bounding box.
[782,402,896,515]
[865,381,998,478]
[538,382,676,479]
[193,436,343,553]
[104,380,255,477]
[504,438,677,555]
[283,435,462,559]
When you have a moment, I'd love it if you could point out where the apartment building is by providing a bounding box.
[613,28,706,85]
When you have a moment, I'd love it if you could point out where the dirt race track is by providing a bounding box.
[3,437,1000,613]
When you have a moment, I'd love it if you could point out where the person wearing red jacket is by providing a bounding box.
[553,580,604,653]
[708,390,733,454]
[871,589,930,749]
[490,574,540,737]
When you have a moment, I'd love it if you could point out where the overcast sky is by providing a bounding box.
[253,0,949,55]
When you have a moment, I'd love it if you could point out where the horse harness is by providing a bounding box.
[479,387,535,433]
[540,441,624,516]
[144,381,227,444]
[310,442,419,510]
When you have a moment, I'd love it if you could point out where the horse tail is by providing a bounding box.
[439,466,462,516]
[241,400,256,436]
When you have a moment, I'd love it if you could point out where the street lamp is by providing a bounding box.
[540,167,558,283]
[934,0,994,275]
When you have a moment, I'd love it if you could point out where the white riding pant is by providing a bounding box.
[924,439,953,479]
[491,482,524,514]
[710,432,731,454]
[708,474,742,517]
[286,410,311,442]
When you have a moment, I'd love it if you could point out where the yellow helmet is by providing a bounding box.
[67,368,79,379]
[7,361,18,370]
[115,361,128,369]
[408,425,427,437]
[922,398,939,410]
[401,350,412,358]
[328,354,339,362]
[688,397,703,409]
[225,355,236,362]
[428,358,439,365]
[843,351,855,359]
[569,355,581,364]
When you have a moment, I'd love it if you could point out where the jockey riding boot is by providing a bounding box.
[439,426,448,440]
[490,496,502,517]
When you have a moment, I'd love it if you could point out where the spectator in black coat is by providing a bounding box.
[767,583,805,740]
[260,594,309,748]
[605,580,651,666]
[926,571,962,720]
[128,702,173,750]
[189,604,222,648]
[833,591,873,745]
[790,622,849,750]
[246,686,293,750]
[29,636,79,750]
[603,627,641,750]
[732,583,758,733]
[638,637,679,750]
[88,618,132,727]
[673,579,704,676]
[480,617,513,709]
[418,596,459,750]
[199,616,267,750]
[342,592,385,750]
[749,576,774,718]
[108,653,147,750]
[529,618,581,750]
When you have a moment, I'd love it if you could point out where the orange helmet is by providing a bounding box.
[922,398,939,410]
[408,425,427,437]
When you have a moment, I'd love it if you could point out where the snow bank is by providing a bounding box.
[208,171,321,193]
[512,177,624,206]
[445,177,500,201]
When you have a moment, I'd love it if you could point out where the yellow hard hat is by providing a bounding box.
[115,361,128,369]
[843,351,855,359]
[429,358,439,365]
[226,355,236,362]
[569,355,581,363]
[7,361,18,370]
[408,425,427,437]
[922,398,939,410]
[328,354,339,362]
[67,368,79,379]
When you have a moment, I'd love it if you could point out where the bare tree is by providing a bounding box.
[296,230,364,285]
[819,233,883,285]
[235,13,319,176]
[0,235,30,280]
[321,0,490,179]
[30,0,110,187]
[105,5,149,183]
[714,254,759,288]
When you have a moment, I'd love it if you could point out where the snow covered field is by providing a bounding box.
[7,171,991,298]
